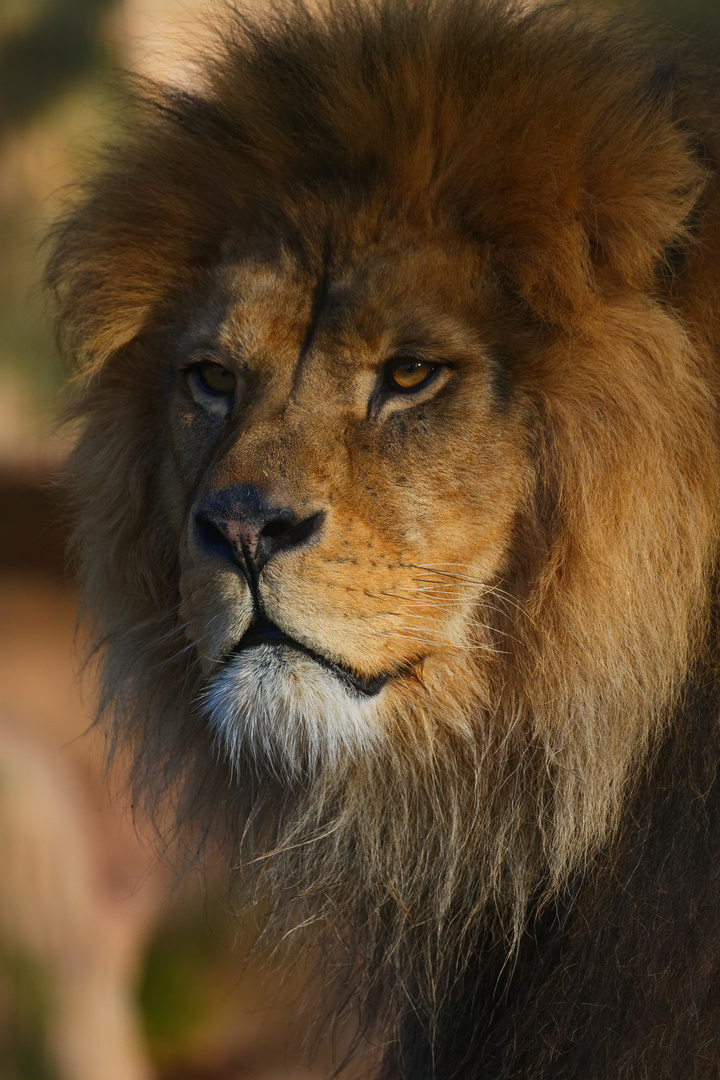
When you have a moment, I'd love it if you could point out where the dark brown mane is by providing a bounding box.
[48,2,720,1076]
[49,0,720,359]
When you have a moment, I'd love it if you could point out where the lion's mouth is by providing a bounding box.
[230,616,388,697]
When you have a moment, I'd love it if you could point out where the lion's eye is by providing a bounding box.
[385,357,437,392]
[191,360,237,397]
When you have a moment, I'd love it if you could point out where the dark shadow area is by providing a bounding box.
[0,471,68,577]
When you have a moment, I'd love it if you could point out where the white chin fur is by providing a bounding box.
[204,644,383,777]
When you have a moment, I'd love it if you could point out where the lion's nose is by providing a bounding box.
[194,484,325,581]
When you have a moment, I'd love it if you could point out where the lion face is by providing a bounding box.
[167,224,529,773]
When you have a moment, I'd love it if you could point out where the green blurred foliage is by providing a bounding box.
[0,947,57,1080]
[0,0,124,408]
[138,891,256,1068]
[140,905,221,1056]
[0,79,123,403]
[0,0,119,134]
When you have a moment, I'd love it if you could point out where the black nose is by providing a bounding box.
[195,484,325,583]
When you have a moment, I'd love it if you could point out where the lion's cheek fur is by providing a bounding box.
[177,563,253,676]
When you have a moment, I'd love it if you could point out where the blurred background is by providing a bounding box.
[0,0,719,1077]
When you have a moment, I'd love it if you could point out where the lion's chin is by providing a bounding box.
[229,616,389,697]
[204,643,385,777]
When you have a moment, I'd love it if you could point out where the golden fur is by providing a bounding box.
[48,0,720,1065]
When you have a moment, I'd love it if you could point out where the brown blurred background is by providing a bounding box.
[0,1,719,1077]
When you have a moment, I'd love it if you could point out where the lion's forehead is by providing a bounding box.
[169,235,518,504]
[210,229,489,379]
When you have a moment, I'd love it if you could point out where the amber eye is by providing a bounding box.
[192,360,237,396]
[385,357,437,392]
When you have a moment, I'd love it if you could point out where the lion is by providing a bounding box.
[47,0,720,1075]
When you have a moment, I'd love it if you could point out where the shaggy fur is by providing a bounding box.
[49,1,720,1075]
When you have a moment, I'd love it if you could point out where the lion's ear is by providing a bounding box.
[578,90,707,302]
[473,76,709,324]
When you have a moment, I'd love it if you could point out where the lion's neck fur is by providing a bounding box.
[379,636,720,1078]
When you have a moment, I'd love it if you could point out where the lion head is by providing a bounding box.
[49,0,720,1062]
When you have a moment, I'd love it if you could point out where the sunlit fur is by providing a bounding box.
[48,0,720,1069]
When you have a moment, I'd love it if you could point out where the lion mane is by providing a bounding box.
[49,1,720,1076]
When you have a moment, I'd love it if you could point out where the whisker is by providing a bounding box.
[403,563,488,585]
[396,571,531,619]
[383,631,497,653]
